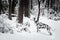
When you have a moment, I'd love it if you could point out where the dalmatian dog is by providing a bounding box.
[36,22,54,35]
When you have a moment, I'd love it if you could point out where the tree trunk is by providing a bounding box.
[18,0,30,24]
[36,0,40,32]
[24,0,30,17]
[46,0,49,8]
[31,0,33,9]
[0,0,2,14]
[18,0,23,23]
[8,0,12,20]
[11,0,16,14]
[35,0,40,23]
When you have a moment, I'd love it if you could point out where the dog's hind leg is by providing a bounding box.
[47,29,52,35]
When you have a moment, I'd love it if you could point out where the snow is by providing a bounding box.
[0,5,60,40]
[0,14,56,40]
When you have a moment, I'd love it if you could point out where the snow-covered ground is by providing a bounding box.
[0,14,59,40]
[0,5,60,40]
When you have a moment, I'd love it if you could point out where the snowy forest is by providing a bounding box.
[0,0,60,40]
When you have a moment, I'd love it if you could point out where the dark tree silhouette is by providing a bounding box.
[18,0,30,23]
[8,0,12,20]
[11,0,18,14]
[8,0,17,20]
[18,0,23,23]
[35,0,40,23]
[45,0,60,12]
[11,0,15,14]
[0,0,2,14]
[31,0,33,9]
[36,0,40,32]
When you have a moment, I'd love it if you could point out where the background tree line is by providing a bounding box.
[0,0,60,24]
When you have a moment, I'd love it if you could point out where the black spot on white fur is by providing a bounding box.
[36,22,53,35]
